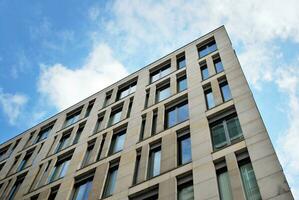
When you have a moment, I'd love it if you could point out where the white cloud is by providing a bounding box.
[88,6,101,21]
[0,89,28,125]
[37,43,128,110]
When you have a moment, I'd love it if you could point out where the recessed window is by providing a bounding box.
[148,144,161,179]
[177,75,187,92]
[129,185,159,200]
[0,162,5,172]
[96,134,106,161]
[56,132,71,153]
[150,63,171,83]
[48,186,60,200]
[156,83,171,103]
[49,154,72,182]
[177,54,186,69]
[200,63,209,80]
[7,175,26,200]
[108,106,122,126]
[204,87,215,109]
[177,173,194,200]
[219,80,232,102]
[103,91,112,107]
[214,56,224,73]
[117,81,137,100]
[94,114,104,134]
[132,150,141,185]
[103,162,119,198]
[17,150,34,172]
[144,89,150,108]
[127,98,133,118]
[177,131,192,165]
[84,99,95,118]
[64,109,81,128]
[82,142,95,167]
[216,161,233,200]
[210,113,243,150]
[0,145,10,161]
[139,115,146,141]
[165,100,189,128]
[109,130,126,155]
[151,110,158,135]
[198,39,217,58]
[35,125,53,143]
[72,177,93,200]
[73,124,85,145]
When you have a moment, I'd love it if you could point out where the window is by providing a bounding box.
[35,126,52,143]
[144,89,150,108]
[64,109,81,128]
[48,186,60,200]
[214,56,224,73]
[72,177,93,200]
[0,146,9,161]
[129,185,159,200]
[156,83,171,102]
[139,115,146,141]
[8,156,19,175]
[109,130,126,155]
[96,134,106,161]
[200,63,209,80]
[132,150,141,185]
[103,92,112,107]
[165,100,189,128]
[150,63,171,83]
[117,81,137,100]
[151,110,158,135]
[178,131,192,165]
[17,150,34,172]
[238,154,261,200]
[73,125,84,145]
[177,55,186,69]
[108,106,122,126]
[7,175,25,200]
[31,194,39,200]
[49,154,72,182]
[0,162,5,172]
[177,173,194,200]
[204,87,215,109]
[103,162,119,198]
[210,113,243,150]
[219,80,232,102]
[56,132,71,153]
[198,39,217,58]
[216,162,233,200]
[82,142,95,167]
[177,75,187,92]
[94,114,104,134]
[127,99,133,118]
[148,144,161,178]
[25,132,35,147]
[84,100,95,118]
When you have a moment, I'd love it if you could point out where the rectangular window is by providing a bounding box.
[84,100,95,118]
[0,145,9,161]
[219,80,232,102]
[178,131,192,165]
[48,186,60,200]
[117,81,137,100]
[96,134,106,161]
[64,109,81,128]
[108,106,122,126]
[165,100,189,128]
[35,125,53,143]
[200,63,209,80]
[109,130,126,155]
[156,83,171,103]
[72,177,93,200]
[8,176,25,200]
[17,150,34,172]
[103,162,119,198]
[204,87,215,109]
[238,154,261,200]
[132,150,141,185]
[214,56,224,73]
[103,91,112,107]
[73,124,84,145]
[150,63,171,83]
[56,132,71,153]
[198,39,217,58]
[49,154,72,182]
[216,162,233,200]
[139,115,146,141]
[127,99,133,118]
[210,113,243,150]
[82,142,95,167]
[177,75,187,92]
[148,144,161,179]
[94,114,104,134]
[177,55,186,69]
[129,185,159,200]
[151,110,158,135]
[144,89,150,108]
[177,173,194,200]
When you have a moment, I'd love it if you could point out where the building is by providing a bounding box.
[0,26,293,200]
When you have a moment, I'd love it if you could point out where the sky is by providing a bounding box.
[0,0,299,197]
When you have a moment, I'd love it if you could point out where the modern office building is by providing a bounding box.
[0,26,293,200]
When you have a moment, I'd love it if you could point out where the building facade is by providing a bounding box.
[0,26,293,200]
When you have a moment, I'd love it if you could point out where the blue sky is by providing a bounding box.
[1,0,299,197]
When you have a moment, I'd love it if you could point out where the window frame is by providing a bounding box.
[165,100,189,128]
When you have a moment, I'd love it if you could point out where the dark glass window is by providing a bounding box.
[17,151,33,171]
[8,176,25,200]
[127,99,133,118]
[117,81,137,100]
[84,100,95,118]
[108,107,122,126]
[72,178,93,200]
[220,80,232,102]
[204,88,215,109]
[214,57,224,73]
[35,126,52,143]
[49,155,72,182]
[103,163,119,197]
[210,114,243,150]
[139,116,146,141]
[177,55,186,69]
[156,84,171,102]
[73,125,84,145]
[148,145,161,178]
[0,146,9,161]
[178,133,192,165]
[150,64,171,83]
[151,111,158,135]
[166,101,189,128]
[201,64,209,80]
[94,115,104,134]
[177,75,187,92]
[109,130,126,155]
[82,143,94,167]
[103,92,112,107]
[177,174,194,200]
[48,186,59,200]
[198,39,217,58]
[56,133,71,153]
[64,110,81,128]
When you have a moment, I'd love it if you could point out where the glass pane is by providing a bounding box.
[161,67,171,77]
[226,117,242,140]
[178,57,186,69]
[178,77,187,92]
[151,73,160,83]
[73,181,92,200]
[129,84,136,94]
[113,133,125,153]
[221,83,232,102]
[208,42,217,53]
[240,163,261,200]
[218,171,233,200]
[60,160,70,178]
[152,150,161,177]
[167,109,176,128]
[212,124,227,149]
[178,103,189,123]
[120,89,129,99]
[178,184,194,200]
[201,67,209,80]
[110,111,122,125]
[157,86,171,102]
[105,168,118,196]
[205,91,215,109]
[180,136,192,164]
[199,47,209,58]
[215,59,224,73]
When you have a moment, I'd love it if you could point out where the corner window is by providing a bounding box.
[117,81,137,100]
[165,100,189,128]
[148,144,161,179]
[150,63,171,83]
[198,39,217,58]
[109,130,126,155]
[156,83,171,103]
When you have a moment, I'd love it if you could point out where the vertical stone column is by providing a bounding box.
[156,106,165,134]
[137,145,149,183]
[158,177,176,200]
[88,162,109,200]
[160,132,176,173]
[210,79,223,106]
